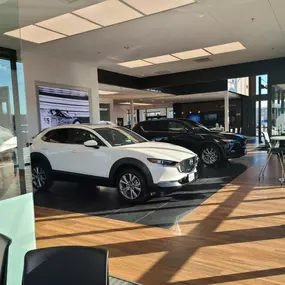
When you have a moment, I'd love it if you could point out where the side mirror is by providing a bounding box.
[84,140,99,148]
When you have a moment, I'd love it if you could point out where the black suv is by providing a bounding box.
[133,119,247,166]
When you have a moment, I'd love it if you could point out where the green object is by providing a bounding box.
[0,193,36,285]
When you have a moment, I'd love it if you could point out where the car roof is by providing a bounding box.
[44,124,118,131]
[139,118,181,123]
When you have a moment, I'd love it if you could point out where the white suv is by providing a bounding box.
[30,125,198,203]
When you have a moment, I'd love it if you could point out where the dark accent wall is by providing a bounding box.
[174,99,242,129]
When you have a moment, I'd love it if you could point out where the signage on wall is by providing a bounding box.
[228,77,249,96]
[37,85,90,130]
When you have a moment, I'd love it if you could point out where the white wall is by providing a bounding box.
[22,51,100,139]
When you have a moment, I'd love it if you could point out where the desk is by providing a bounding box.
[271,136,285,141]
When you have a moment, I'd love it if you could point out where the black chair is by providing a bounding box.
[22,246,109,285]
[0,234,12,285]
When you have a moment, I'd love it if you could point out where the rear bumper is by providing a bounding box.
[155,171,198,190]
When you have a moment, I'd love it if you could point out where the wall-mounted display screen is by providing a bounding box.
[187,114,201,122]
[204,113,218,122]
[37,85,90,130]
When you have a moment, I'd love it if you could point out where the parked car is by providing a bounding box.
[133,119,247,166]
[49,109,81,125]
[30,125,198,204]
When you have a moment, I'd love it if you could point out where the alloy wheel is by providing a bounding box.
[201,147,218,165]
[32,166,47,189]
[119,173,142,200]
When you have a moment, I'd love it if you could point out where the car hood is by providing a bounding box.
[119,142,196,161]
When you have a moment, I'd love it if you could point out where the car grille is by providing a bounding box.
[178,156,198,173]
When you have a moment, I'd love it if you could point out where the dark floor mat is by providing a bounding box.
[34,155,254,228]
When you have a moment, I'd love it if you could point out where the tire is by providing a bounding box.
[31,160,53,191]
[116,168,150,204]
[200,144,221,166]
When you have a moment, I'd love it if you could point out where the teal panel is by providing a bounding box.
[0,193,35,285]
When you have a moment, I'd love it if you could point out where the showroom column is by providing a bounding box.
[130,100,135,128]
[224,91,230,131]
[90,67,100,123]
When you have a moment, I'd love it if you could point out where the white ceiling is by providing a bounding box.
[1,0,285,77]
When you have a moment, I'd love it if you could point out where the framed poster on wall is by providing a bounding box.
[36,83,90,130]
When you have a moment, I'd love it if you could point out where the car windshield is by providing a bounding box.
[94,127,147,146]
[182,119,210,132]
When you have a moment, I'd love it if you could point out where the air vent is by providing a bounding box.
[155,70,170,75]
[194,57,212,63]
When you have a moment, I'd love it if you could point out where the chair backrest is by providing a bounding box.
[0,234,12,285]
[262,132,271,148]
[22,246,109,285]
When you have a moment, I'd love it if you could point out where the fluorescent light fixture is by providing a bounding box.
[204,42,246,55]
[36,13,100,36]
[73,0,142,27]
[120,102,152,106]
[99,90,119,95]
[144,55,180,64]
[172,48,210,59]
[118,60,153,68]
[124,0,195,15]
[4,25,66,43]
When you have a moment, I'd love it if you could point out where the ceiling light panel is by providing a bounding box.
[99,90,118,95]
[144,55,180,64]
[36,13,100,36]
[118,60,153,68]
[123,0,195,15]
[4,25,66,43]
[204,42,246,55]
[172,48,210,59]
[73,0,143,27]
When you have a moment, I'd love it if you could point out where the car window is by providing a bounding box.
[95,127,146,146]
[68,129,105,146]
[168,121,187,132]
[141,121,168,131]
[42,129,69,143]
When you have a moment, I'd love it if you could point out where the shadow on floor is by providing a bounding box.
[34,155,254,228]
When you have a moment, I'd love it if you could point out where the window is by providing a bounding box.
[42,129,69,143]
[141,121,168,131]
[168,121,187,132]
[68,129,105,146]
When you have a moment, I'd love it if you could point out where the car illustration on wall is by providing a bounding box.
[49,109,81,126]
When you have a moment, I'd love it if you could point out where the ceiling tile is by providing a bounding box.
[73,0,143,26]
[123,0,195,15]
[172,48,210,59]
[4,25,66,43]
[36,13,101,36]
[144,55,180,64]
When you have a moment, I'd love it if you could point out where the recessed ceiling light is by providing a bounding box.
[4,25,66,43]
[124,0,195,15]
[36,13,101,36]
[120,102,152,106]
[144,55,180,64]
[99,90,118,95]
[204,42,246,55]
[172,48,210,59]
[73,0,142,27]
[118,60,153,68]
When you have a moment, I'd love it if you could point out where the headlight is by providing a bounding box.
[147,158,178,167]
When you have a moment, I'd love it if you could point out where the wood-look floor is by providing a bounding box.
[35,150,285,285]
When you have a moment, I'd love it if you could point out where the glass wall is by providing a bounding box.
[271,84,285,135]
[0,0,31,200]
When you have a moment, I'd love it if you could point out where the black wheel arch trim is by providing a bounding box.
[30,152,52,169]
[109,158,154,187]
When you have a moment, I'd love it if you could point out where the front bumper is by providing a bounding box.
[223,141,247,159]
[156,171,198,189]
